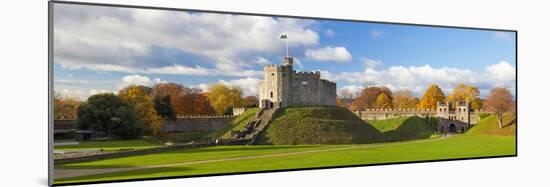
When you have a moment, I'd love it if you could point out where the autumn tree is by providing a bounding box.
[244,96,259,108]
[153,83,215,116]
[419,84,445,110]
[336,98,346,107]
[392,90,419,109]
[483,87,514,128]
[53,91,81,119]
[119,85,162,135]
[447,83,482,110]
[375,93,393,109]
[77,93,142,139]
[349,86,392,111]
[206,83,246,115]
[191,93,216,115]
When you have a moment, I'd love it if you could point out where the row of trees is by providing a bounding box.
[55,82,258,138]
[337,83,515,128]
[338,83,483,111]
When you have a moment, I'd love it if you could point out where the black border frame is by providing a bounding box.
[48,1,518,186]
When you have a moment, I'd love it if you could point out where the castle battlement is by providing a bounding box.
[259,56,336,108]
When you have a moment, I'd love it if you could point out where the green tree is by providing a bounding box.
[119,85,162,135]
[154,94,176,121]
[77,93,142,139]
[419,84,445,110]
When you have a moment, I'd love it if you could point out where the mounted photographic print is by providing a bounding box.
[49,1,517,186]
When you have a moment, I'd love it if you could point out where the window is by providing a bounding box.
[270,92,273,98]
[271,73,274,76]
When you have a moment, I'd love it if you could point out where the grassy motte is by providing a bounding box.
[205,108,259,139]
[256,106,385,144]
[368,116,436,141]
[467,114,516,136]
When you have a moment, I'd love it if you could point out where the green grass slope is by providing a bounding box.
[256,106,385,145]
[205,108,259,139]
[368,116,437,141]
[467,114,516,136]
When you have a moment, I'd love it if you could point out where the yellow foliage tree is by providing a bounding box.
[119,85,162,135]
[375,93,393,109]
[392,90,419,109]
[53,91,81,119]
[447,83,482,110]
[206,83,246,115]
[419,84,445,110]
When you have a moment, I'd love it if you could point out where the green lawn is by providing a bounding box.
[54,139,163,151]
[56,145,345,169]
[55,134,515,184]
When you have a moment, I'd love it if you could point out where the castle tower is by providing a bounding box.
[258,57,293,108]
[283,56,293,66]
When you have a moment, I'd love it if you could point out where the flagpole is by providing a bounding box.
[286,38,289,57]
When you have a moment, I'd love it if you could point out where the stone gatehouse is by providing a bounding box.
[436,101,479,133]
[258,56,336,108]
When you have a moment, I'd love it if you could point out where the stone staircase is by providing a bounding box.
[230,106,281,144]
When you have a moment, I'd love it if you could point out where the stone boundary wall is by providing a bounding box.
[354,109,436,121]
[55,139,250,164]
[162,116,234,133]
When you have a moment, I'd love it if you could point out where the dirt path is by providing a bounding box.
[55,137,444,180]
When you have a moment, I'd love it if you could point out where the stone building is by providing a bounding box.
[436,101,478,133]
[258,56,336,108]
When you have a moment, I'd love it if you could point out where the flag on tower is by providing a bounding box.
[280,34,287,39]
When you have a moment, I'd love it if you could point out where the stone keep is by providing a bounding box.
[258,57,336,108]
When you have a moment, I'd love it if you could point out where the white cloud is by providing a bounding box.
[218,77,262,96]
[485,61,516,82]
[362,57,382,69]
[122,74,152,86]
[321,61,516,97]
[54,4,320,76]
[305,46,352,62]
[120,74,166,88]
[88,89,113,96]
[293,58,305,70]
[146,65,210,76]
[254,57,271,65]
[324,29,335,37]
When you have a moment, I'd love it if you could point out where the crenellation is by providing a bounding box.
[259,56,336,108]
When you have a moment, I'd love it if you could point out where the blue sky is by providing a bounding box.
[53,4,516,100]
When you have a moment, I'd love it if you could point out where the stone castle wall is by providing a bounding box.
[259,57,336,108]
[54,116,234,136]
[161,116,234,133]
